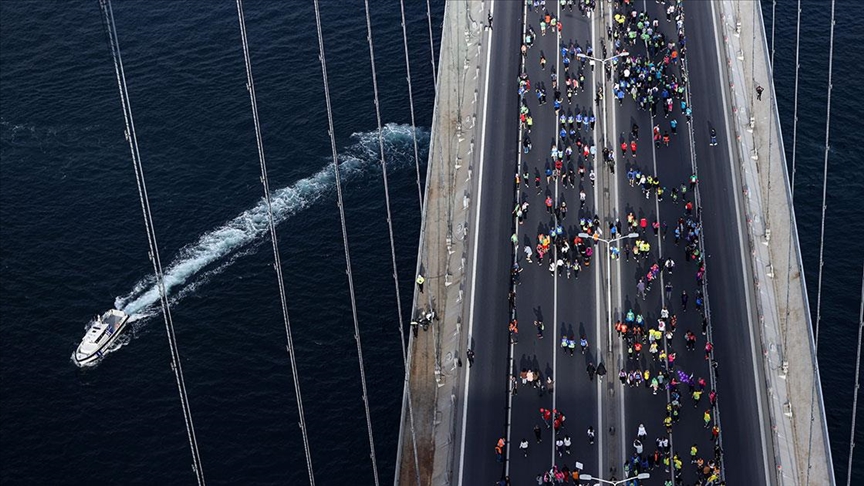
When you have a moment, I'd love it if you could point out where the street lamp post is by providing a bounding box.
[580,472,650,485]
[579,231,639,353]
[576,51,628,172]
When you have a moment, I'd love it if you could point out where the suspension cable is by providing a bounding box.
[234,1,315,484]
[848,267,864,486]
[765,0,776,232]
[813,0,835,364]
[750,0,756,108]
[394,1,424,480]
[425,0,437,88]
[357,2,414,483]
[782,0,803,356]
[311,1,380,484]
[400,0,424,210]
[99,1,205,483]
[770,0,776,69]
[808,0,836,481]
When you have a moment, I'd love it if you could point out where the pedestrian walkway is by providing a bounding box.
[395,1,489,484]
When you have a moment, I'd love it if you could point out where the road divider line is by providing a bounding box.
[457,1,495,484]
[504,0,530,477]
[551,0,562,467]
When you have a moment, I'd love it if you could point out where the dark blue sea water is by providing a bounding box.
[1,1,440,484]
[0,1,858,485]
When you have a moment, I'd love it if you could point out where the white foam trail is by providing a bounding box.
[115,123,426,317]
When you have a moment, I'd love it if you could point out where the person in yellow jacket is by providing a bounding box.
[673,454,683,471]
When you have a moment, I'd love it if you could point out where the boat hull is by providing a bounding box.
[73,312,130,366]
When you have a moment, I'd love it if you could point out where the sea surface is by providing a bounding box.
[0,1,859,485]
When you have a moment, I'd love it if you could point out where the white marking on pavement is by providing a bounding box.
[649,105,679,486]
[551,0,561,467]
[457,1,495,484]
[708,1,772,483]
[504,0,530,476]
[602,0,627,463]
[589,6,605,479]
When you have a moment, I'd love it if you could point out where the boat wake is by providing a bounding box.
[109,123,426,331]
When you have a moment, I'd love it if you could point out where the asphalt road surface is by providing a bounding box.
[676,2,775,485]
[608,0,719,483]
[505,2,603,485]
[454,1,774,485]
[454,2,524,485]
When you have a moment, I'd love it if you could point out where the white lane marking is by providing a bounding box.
[589,6,605,479]
[551,0,561,467]
[648,106,680,486]
[504,0,529,476]
[603,0,627,464]
[457,1,495,484]
[707,1,772,483]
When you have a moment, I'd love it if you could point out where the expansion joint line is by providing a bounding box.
[808,0,837,482]
[100,1,205,484]
[235,1,315,484]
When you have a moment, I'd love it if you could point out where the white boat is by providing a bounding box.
[74,309,130,366]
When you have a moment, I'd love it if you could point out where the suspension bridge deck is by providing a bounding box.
[396,1,834,485]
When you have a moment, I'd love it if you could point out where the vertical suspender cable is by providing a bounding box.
[807,0,836,483]
[765,0,776,231]
[848,267,864,486]
[750,0,756,107]
[395,0,425,478]
[99,1,205,483]
[813,0,835,371]
[400,0,424,210]
[234,2,315,484]
[782,0,802,357]
[770,0,776,69]
[426,0,438,88]
[311,2,380,484]
[365,0,416,482]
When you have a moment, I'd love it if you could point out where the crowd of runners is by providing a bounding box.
[608,3,725,484]
[491,0,729,485]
